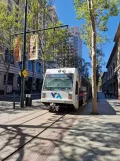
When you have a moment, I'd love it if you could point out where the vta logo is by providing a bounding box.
[51,93,62,99]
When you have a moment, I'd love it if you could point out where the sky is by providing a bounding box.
[54,0,120,73]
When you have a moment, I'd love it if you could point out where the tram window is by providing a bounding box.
[75,81,78,94]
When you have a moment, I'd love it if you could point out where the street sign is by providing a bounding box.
[22,69,28,78]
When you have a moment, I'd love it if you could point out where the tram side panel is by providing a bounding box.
[79,76,91,105]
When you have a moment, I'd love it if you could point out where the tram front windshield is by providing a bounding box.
[43,74,73,91]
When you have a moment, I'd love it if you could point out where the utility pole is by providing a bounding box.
[42,0,46,74]
[20,0,27,108]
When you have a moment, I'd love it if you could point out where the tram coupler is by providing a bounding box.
[49,103,55,112]
[49,103,59,112]
[55,105,59,112]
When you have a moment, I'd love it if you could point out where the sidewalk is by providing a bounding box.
[0,93,120,161]
[0,99,45,124]
[81,92,117,115]
[47,92,120,161]
[0,92,41,98]
[0,93,41,102]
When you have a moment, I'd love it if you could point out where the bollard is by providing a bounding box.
[13,92,15,109]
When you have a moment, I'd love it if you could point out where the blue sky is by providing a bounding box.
[54,0,120,73]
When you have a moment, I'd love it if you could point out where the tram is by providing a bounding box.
[41,68,91,112]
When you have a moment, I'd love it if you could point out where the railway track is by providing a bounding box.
[0,110,49,135]
[4,112,69,161]
[0,109,71,161]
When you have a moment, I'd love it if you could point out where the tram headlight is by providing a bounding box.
[68,93,72,99]
[42,93,46,98]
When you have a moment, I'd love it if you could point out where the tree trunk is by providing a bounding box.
[92,49,97,113]
[43,59,46,75]
[3,49,10,96]
[4,71,9,96]
[87,0,98,113]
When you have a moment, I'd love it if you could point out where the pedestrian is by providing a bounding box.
[107,90,109,98]
[109,90,112,98]
[97,92,99,101]
[104,90,107,98]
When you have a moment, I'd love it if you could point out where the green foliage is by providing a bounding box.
[0,1,24,96]
[0,0,69,65]
[74,0,120,111]
[41,21,69,62]
[26,0,69,66]
[74,0,120,50]
[77,57,91,79]
[96,48,105,86]
[0,1,23,49]
[27,0,43,30]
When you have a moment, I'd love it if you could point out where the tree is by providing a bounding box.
[74,0,120,114]
[0,0,70,95]
[0,1,23,95]
[40,21,69,70]
[96,48,105,88]
[77,57,91,79]
[26,0,70,68]
[25,0,70,91]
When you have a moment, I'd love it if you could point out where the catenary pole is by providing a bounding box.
[20,0,27,108]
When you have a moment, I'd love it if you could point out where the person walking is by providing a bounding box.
[107,90,109,98]
[109,90,112,98]
[97,92,99,101]
[104,90,107,98]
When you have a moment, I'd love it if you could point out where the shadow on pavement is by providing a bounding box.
[46,116,120,161]
[0,102,47,116]
[80,92,118,115]
[0,101,120,161]
[0,112,76,161]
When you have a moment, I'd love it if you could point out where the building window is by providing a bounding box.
[18,62,22,70]
[4,73,13,85]
[28,61,33,71]
[36,62,41,73]
[5,49,14,65]
[10,55,14,65]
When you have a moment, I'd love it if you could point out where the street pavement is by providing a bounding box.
[0,99,46,125]
[0,92,120,161]
[47,92,120,161]
[0,93,41,102]
[81,92,117,115]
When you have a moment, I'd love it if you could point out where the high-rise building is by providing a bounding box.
[69,26,82,58]
[56,26,82,68]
